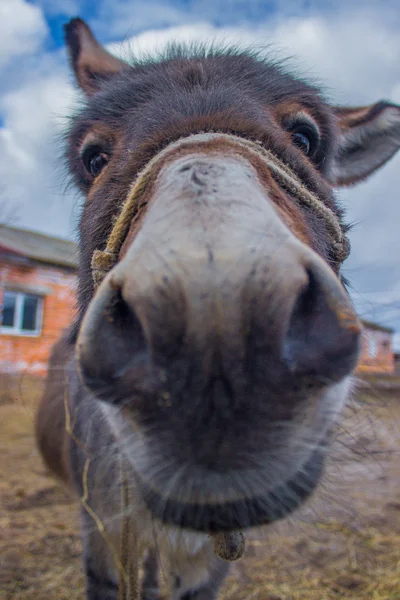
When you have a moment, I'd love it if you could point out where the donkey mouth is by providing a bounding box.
[136,445,325,532]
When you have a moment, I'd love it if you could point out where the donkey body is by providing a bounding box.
[36,18,400,600]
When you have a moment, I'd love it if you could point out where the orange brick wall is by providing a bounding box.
[0,260,76,376]
[356,326,394,374]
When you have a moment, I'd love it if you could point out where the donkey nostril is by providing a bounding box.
[104,285,147,362]
[77,280,148,395]
[282,264,361,382]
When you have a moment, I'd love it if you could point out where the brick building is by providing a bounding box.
[357,320,395,375]
[394,353,400,374]
[0,225,77,376]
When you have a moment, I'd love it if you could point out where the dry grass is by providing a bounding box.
[1,374,400,600]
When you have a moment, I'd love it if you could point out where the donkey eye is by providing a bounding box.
[292,132,311,154]
[289,124,319,157]
[82,146,109,177]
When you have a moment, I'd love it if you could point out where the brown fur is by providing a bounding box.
[35,331,74,484]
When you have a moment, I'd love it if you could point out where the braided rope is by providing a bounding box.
[92,132,350,288]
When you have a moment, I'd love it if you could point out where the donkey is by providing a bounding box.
[36,17,400,600]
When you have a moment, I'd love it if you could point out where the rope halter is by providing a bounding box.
[91,132,350,288]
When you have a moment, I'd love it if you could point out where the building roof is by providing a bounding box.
[0,224,78,269]
[362,319,395,334]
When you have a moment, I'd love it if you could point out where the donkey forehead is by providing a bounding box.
[70,51,331,133]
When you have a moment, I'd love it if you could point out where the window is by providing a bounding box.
[0,290,43,336]
[367,336,378,358]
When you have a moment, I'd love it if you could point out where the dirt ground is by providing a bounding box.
[1,374,400,600]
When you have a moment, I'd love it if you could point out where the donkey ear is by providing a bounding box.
[330,101,400,187]
[64,18,127,96]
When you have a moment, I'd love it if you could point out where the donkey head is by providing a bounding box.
[65,19,400,532]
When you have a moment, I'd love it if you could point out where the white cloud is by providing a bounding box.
[267,12,400,104]
[35,0,80,15]
[0,0,48,70]
[109,22,247,59]
[92,1,189,39]
[0,53,80,237]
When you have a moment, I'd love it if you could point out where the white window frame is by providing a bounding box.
[0,290,43,337]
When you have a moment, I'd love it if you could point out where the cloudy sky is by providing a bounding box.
[1,0,400,345]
